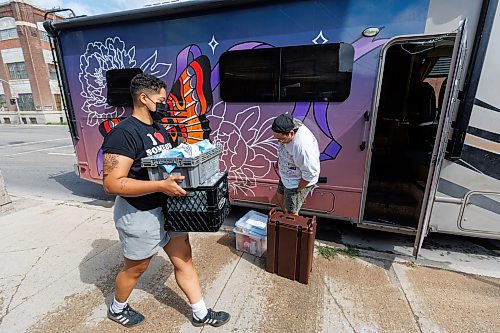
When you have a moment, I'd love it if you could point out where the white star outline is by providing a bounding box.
[312,30,328,44]
[208,35,219,54]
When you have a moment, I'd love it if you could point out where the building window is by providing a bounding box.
[48,63,58,80]
[220,43,354,102]
[0,28,18,41]
[7,62,28,80]
[40,31,50,42]
[54,94,62,111]
[17,93,35,111]
[0,94,6,110]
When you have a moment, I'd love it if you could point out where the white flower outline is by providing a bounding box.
[208,101,278,196]
[78,36,172,126]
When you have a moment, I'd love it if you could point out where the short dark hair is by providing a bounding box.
[272,113,295,135]
[130,73,166,104]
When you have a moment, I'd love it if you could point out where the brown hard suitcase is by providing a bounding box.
[265,208,317,284]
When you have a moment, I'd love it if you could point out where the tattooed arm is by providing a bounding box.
[102,153,186,197]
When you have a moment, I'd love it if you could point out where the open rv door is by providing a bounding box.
[413,20,468,257]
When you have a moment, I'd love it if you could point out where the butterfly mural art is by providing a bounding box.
[163,54,213,144]
[94,44,214,175]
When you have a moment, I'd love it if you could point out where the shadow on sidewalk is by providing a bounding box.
[49,171,114,207]
[78,239,190,319]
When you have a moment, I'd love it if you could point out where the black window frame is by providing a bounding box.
[219,43,354,103]
[17,93,35,111]
[0,94,6,109]
[48,63,58,80]
[7,62,28,80]
[105,68,144,107]
[0,28,18,41]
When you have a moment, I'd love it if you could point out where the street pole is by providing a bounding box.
[14,97,21,124]
[0,78,22,124]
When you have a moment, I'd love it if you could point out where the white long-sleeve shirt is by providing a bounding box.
[277,124,320,189]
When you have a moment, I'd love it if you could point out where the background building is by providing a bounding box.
[0,0,64,124]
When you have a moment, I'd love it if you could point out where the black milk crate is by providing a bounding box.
[163,172,230,232]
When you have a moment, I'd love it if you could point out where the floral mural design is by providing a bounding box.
[208,101,278,196]
[80,33,389,194]
[78,37,171,126]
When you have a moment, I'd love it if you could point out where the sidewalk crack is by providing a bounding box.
[200,252,243,333]
[63,212,99,240]
[0,246,49,324]
[388,264,424,333]
[320,273,357,333]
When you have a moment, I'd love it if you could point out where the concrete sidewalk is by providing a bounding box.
[0,196,499,333]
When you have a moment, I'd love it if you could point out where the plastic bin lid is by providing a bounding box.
[235,210,267,237]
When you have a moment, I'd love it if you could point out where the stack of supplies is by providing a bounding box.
[141,140,222,188]
[141,140,229,233]
[157,140,214,173]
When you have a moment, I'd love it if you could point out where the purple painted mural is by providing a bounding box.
[54,0,430,219]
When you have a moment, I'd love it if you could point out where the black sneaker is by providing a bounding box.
[192,308,231,327]
[107,304,145,328]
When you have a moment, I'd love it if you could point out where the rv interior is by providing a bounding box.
[364,36,456,230]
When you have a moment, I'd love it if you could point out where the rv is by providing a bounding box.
[44,0,500,256]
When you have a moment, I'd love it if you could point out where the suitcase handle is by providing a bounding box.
[269,208,317,231]
[269,207,298,220]
[307,216,316,231]
[269,207,277,218]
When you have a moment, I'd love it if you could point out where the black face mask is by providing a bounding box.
[147,98,169,121]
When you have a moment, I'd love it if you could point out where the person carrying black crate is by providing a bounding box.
[101,73,230,328]
[271,113,321,215]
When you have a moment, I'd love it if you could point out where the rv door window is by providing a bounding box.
[220,43,354,103]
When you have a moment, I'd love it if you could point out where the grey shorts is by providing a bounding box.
[277,180,314,214]
[113,196,186,260]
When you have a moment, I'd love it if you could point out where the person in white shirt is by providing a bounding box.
[271,113,320,215]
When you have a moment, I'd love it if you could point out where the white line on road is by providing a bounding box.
[5,144,73,157]
[0,138,69,149]
[47,152,75,156]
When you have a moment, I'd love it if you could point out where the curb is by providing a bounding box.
[0,169,13,214]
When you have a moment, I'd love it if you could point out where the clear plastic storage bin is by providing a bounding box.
[233,227,267,257]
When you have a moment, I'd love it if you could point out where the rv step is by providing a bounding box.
[365,204,416,218]
[365,191,419,227]
[366,191,417,206]
[367,179,425,201]
[358,220,417,235]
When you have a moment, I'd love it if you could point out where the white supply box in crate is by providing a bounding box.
[141,144,222,188]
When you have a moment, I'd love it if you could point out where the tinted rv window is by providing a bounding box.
[220,43,354,102]
[220,48,280,102]
[106,68,143,107]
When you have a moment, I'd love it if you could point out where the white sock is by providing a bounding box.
[110,296,128,314]
[191,298,208,320]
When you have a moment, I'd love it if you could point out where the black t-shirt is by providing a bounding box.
[101,116,176,211]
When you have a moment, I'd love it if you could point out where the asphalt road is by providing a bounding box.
[0,124,112,203]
